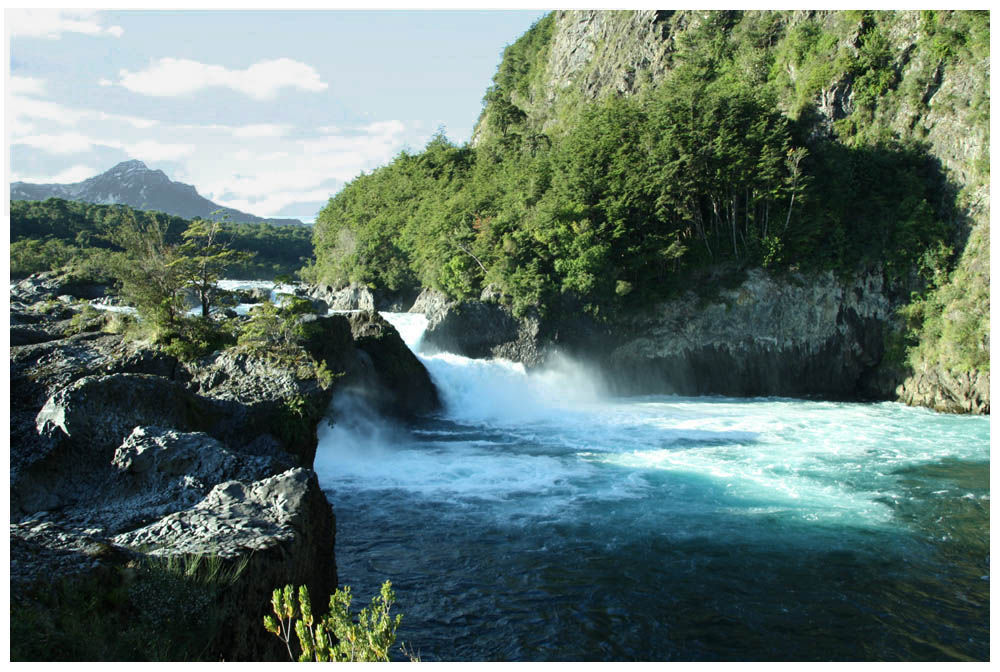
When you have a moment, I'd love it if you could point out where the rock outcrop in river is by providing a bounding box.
[9,273,440,660]
[410,267,901,401]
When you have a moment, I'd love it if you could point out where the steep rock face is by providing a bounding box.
[542,10,677,108]
[113,467,336,661]
[347,311,441,417]
[896,367,989,414]
[9,279,444,659]
[474,9,988,412]
[413,287,545,365]
[607,268,892,397]
[421,268,895,400]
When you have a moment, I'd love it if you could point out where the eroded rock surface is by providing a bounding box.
[9,274,441,660]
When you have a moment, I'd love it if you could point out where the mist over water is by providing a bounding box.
[314,312,990,661]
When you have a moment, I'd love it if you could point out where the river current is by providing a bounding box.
[314,312,990,661]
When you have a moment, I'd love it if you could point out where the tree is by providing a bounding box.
[173,216,254,318]
[110,211,186,330]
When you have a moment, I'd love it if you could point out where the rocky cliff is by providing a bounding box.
[9,273,440,660]
[412,267,901,401]
[468,9,989,413]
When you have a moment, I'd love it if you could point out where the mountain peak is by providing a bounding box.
[10,161,305,226]
[107,159,150,174]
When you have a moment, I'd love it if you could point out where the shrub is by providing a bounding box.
[264,581,413,662]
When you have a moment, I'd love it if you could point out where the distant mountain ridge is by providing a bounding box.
[10,160,305,226]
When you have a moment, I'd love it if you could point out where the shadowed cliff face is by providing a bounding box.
[413,268,896,401]
[605,268,891,398]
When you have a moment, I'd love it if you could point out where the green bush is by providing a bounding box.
[264,581,413,662]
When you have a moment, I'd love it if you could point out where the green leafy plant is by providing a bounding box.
[264,581,410,662]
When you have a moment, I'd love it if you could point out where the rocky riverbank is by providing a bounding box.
[9,272,440,660]
[395,267,988,414]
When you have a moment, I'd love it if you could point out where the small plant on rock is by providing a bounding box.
[264,581,411,662]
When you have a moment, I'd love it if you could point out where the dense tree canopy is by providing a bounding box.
[306,12,963,320]
[10,198,313,281]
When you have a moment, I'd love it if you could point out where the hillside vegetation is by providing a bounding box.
[11,198,313,282]
[305,9,988,378]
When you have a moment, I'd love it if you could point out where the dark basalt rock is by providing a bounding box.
[416,287,546,366]
[9,286,442,660]
[348,310,441,417]
[112,467,336,661]
[306,281,420,313]
[11,270,110,304]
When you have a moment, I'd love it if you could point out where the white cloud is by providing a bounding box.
[9,76,46,96]
[362,120,407,136]
[14,132,100,155]
[8,10,123,39]
[98,112,159,129]
[98,78,113,87]
[10,96,85,128]
[9,93,159,135]
[12,164,98,185]
[231,150,290,162]
[196,120,422,216]
[232,124,291,139]
[125,140,195,162]
[12,132,193,161]
[118,57,328,100]
[211,188,336,219]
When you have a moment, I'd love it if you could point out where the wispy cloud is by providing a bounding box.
[232,124,292,139]
[210,188,337,219]
[9,91,160,135]
[117,57,328,100]
[8,10,123,40]
[13,132,194,162]
[12,164,99,185]
[9,75,47,96]
[202,120,422,216]
[14,132,99,155]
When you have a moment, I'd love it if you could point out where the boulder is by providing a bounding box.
[409,287,453,318]
[420,299,544,365]
[11,271,110,304]
[36,373,214,452]
[347,310,441,417]
[307,282,419,313]
[112,468,337,660]
[308,281,375,312]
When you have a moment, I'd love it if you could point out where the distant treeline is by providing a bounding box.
[10,198,313,281]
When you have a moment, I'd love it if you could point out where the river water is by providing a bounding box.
[314,312,990,661]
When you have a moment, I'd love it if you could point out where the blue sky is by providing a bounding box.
[7,8,548,219]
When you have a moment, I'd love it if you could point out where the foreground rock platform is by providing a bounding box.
[9,275,441,660]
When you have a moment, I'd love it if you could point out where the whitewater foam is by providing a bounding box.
[313,312,990,531]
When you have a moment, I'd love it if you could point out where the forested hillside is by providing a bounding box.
[305,9,988,385]
[11,198,313,281]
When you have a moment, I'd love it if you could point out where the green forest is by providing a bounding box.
[10,198,314,281]
[304,9,988,372]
